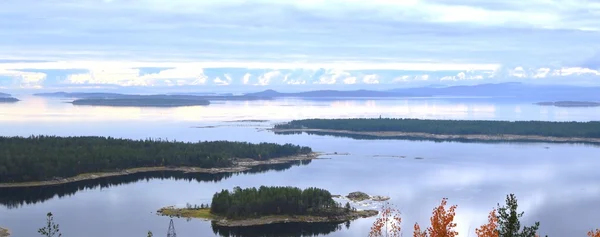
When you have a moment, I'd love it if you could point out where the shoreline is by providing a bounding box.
[0,227,9,237]
[157,207,378,227]
[0,153,320,188]
[271,128,600,144]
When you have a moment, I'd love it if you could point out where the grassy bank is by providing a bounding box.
[157,207,378,227]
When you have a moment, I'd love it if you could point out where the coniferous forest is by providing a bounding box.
[210,186,347,218]
[0,136,312,183]
[275,118,600,138]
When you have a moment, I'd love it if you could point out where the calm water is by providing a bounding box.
[1,97,600,237]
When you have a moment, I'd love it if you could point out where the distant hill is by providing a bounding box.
[389,82,600,101]
[0,92,11,98]
[245,89,420,98]
[536,101,600,107]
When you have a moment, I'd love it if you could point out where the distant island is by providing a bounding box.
[33,92,274,107]
[71,98,211,107]
[536,101,600,107]
[0,136,314,187]
[0,97,19,103]
[35,92,272,101]
[244,89,421,98]
[157,186,378,227]
[272,118,600,143]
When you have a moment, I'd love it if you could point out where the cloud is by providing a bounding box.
[242,73,251,85]
[343,77,357,84]
[362,74,379,84]
[63,66,208,86]
[1,0,600,74]
[0,69,47,88]
[255,71,281,86]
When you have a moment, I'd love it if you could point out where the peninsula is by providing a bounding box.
[0,136,314,187]
[536,101,600,107]
[157,186,378,227]
[272,118,600,143]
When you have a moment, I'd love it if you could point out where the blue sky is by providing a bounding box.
[1,0,600,90]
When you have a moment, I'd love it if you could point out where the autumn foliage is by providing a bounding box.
[475,209,499,237]
[425,198,458,237]
[368,194,600,237]
[589,229,600,237]
[369,202,402,237]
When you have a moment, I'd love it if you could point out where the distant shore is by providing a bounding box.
[157,207,378,227]
[0,97,19,103]
[0,227,9,237]
[272,128,600,144]
[536,101,600,107]
[0,153,320,188]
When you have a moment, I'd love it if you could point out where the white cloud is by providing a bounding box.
[0,69,47,88]
[343,77,357,84]
[362,74,379,84]
[242,73,251,84]
[64,66,208,86]
[256,71,281,86]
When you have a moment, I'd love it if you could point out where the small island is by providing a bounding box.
[0,136,314,187]
[71,98,211,107]
[332,191,390,202]
[536,101,600,107]
[157,186,378,227]
[272,118,600,143]
[0,97,19,103]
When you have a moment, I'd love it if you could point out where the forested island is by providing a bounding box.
[157,186,378,227]
[536,101,600,107]
[71,98,211,107]
[0,97,19,103]
[0,136,313,186]
[273,118,600,143]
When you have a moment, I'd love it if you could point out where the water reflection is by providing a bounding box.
[273,131,600,145]
[211,221,349,237]
[0,161,311,209]
[3,96,600,123]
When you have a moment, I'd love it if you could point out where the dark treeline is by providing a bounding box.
[0,161,311,209]
[0,136,312,183]
[211,186,348,218]
[275,118,600,138]
[211,221,348,237]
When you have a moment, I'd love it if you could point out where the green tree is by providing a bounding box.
[147,231,153,237]
[38,212,62,237]
[496,194,540,237]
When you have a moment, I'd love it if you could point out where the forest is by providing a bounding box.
[210,186,349,218]
[274,118,600,138]
[0,136,312,183]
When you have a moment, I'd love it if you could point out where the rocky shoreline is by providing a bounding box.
[0,227,9,237]
[157,207,378,227]
[333,191,391,202]
[0,153,320,188]
[272,128,600,144]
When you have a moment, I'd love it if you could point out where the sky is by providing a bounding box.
[1,0,600,91]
